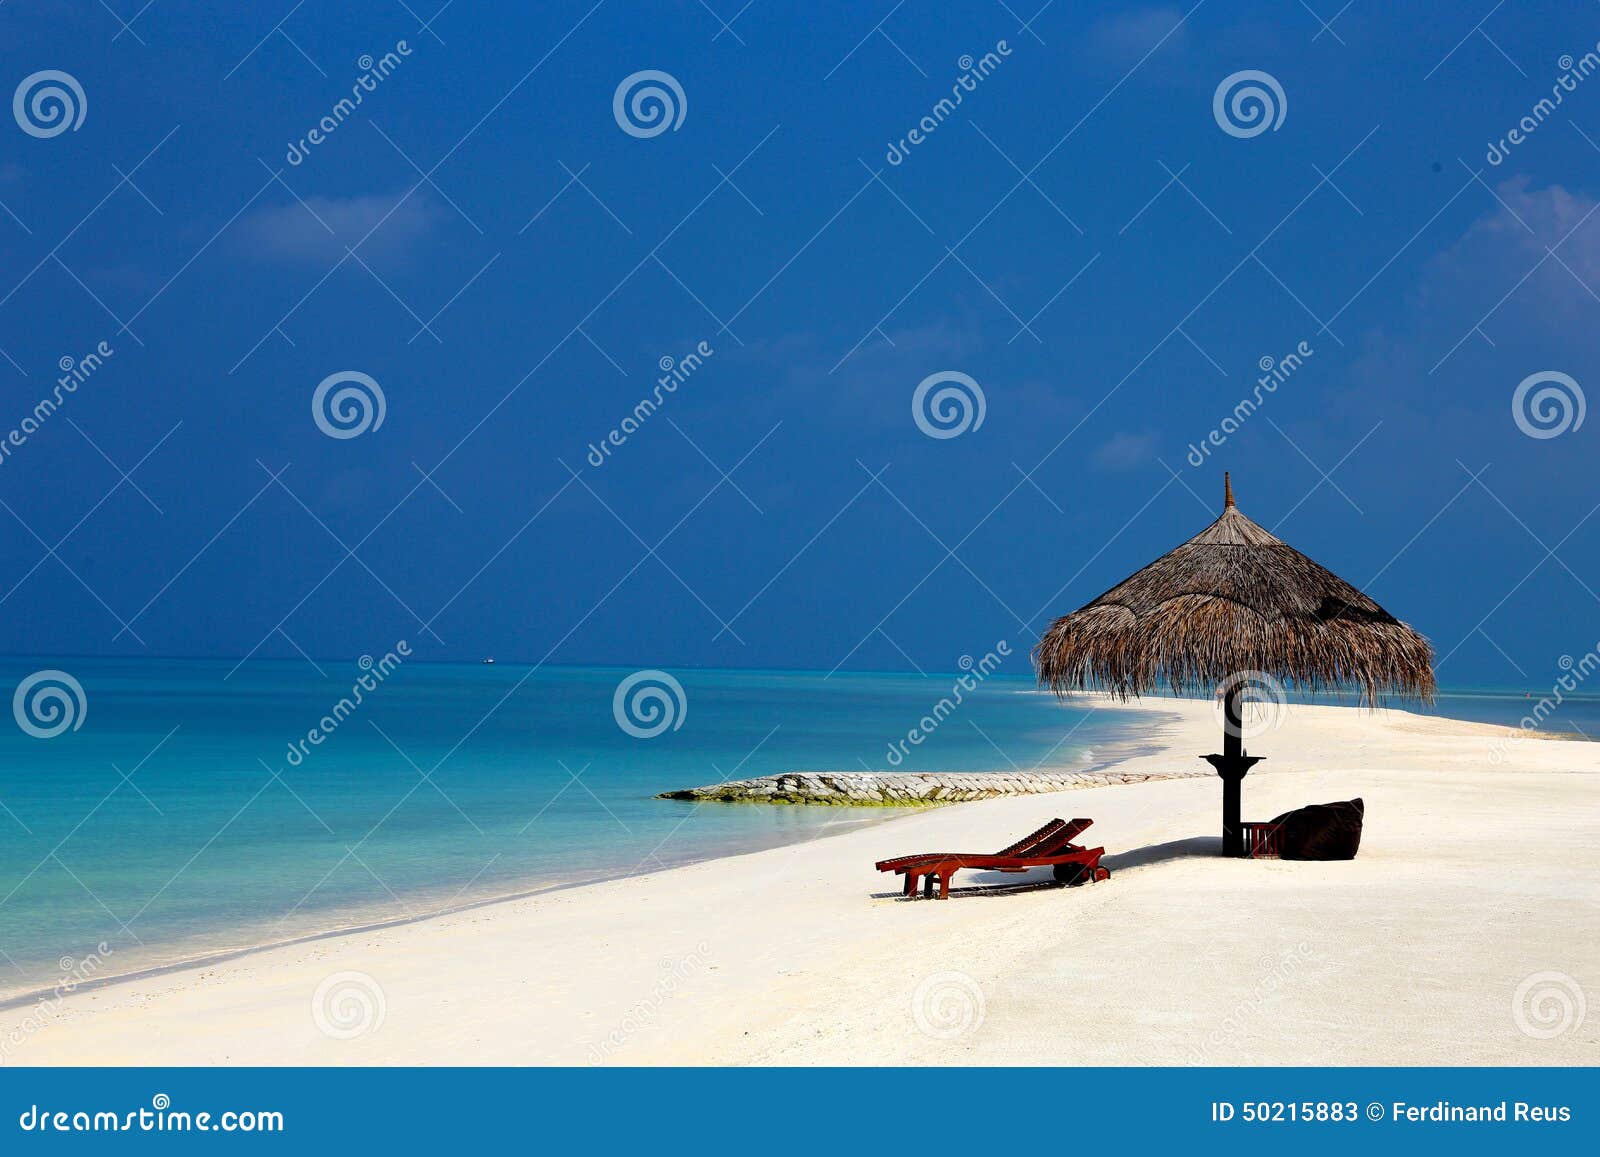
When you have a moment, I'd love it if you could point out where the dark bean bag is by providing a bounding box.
[1268,798,1364,860]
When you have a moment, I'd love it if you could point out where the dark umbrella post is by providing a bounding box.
[1203,686,1262,857]
[1034,473,1435,857]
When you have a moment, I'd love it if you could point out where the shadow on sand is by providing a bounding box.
[1103,835,1221,871]
[871,835,1223,900]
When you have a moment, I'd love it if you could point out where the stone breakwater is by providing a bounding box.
[657,768,1208,806]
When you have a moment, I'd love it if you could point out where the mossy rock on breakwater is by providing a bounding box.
[656,768,1206,806]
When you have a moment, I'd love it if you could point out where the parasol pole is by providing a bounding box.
[1219,683,1245,856]
[1206,473,1260,857]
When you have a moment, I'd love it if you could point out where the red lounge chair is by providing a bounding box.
[873,817,1068,879]
[874,818,1110,899]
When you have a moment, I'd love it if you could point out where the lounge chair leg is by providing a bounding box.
[938,870,954,899]
[903,872,919,897]
[923,875,935,898]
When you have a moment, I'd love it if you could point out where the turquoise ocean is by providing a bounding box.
[0,658,1591,1002]
[0,658,1139,1001]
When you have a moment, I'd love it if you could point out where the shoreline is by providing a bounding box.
[0,701,1181,1010]
[0,809,920,1014]
[4,696,1594,1066]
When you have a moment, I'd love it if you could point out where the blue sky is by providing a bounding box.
[1,0,1597,688]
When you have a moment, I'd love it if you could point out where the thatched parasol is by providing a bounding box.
[1034,473,1435,856]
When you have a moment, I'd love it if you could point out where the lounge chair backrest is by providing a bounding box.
[1031,817,1094,855]
[996,818,1067,857]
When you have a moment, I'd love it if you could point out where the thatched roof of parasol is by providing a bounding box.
[1034,475,1436,704]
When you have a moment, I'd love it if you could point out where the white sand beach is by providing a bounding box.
[3,697,1596,1066]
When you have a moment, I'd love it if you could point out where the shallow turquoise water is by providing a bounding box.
[0,659,1133,998]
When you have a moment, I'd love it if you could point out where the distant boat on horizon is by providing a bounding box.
[482,657,495,665]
